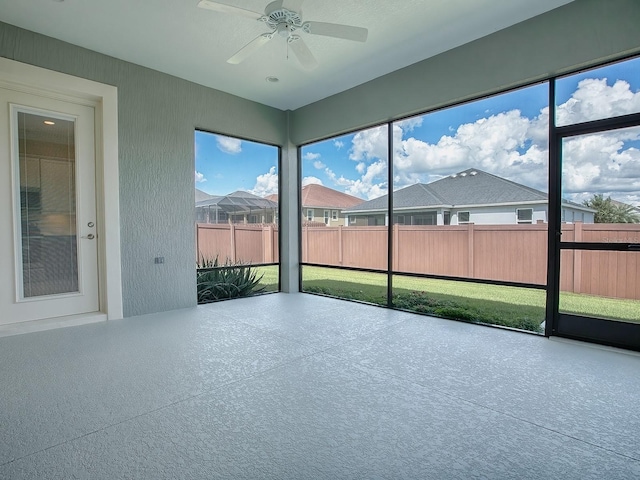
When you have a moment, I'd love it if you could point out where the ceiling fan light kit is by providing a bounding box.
[197,0,368,70]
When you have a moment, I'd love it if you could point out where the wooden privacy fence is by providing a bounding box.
[197,224,279,265]
[197,223,640,300]
[559,223,640,300]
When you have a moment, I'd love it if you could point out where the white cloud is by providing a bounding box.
[396,116,423,132]
[195,171,207,183]
[302,176,323,186]
[324,164,385,200]
[304,152,321,161]
[393,109,545,188]
[250,166,278,197]
[216,136,242,154]
[557,78,640,126]
[562,129,640,199]
[343,110,542,198]
[554,78,640,204]
[313,160,326,169]
[334,140,344,149]
[350,125,388,163]
[322,72,640,203]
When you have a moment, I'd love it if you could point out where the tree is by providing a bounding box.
[583,194,640,223]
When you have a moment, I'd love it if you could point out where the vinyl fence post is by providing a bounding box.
[230,224,236,264]
[574,222,582,294]
[338,226,343,265]
[468,222,474,278]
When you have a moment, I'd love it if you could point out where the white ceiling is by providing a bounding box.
[0,0,573,110]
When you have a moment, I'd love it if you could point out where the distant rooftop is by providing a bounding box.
[345,168,594,212]
[267,184,364,209]
[195,190,277,212]
[302,184,364,209]
[195,188,214,203]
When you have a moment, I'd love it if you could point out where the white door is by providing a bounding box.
[0,87,99,325]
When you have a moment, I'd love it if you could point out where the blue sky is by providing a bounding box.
[196,56,640,206]
[195,133,278,196]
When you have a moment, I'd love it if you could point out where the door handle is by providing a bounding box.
[82,234,95,240]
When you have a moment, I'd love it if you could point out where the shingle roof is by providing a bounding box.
[195,190,277,212]
[302,184,364,209]
[268,184,364,209]
[345,168,548,212]
[195,188,214,203]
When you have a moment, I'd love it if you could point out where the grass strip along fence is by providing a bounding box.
[296,266,640,333]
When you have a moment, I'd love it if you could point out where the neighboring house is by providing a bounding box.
[195,188,214,203]
[344,168,595,226]
[302,184,364,226]
[269,184,364,226]
[196,190,278,224]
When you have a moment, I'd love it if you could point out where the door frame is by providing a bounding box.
[546,79,640,351]
[0,57,122,332]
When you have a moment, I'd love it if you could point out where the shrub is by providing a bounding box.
[197,256,265,304]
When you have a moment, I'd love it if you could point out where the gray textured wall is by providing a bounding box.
[0,21,286,317]
[291,0,640,144]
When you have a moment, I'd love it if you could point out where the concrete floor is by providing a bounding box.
[1,293,639,479]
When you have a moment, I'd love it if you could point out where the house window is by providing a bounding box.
[249,215,259,224]
[444,211,451,225]
[394,215,405,225]
[413,212,437,225]
[306,209,314,222]
[561,209,566,222]
[516,208,533,224]
[458,211,470,223]
[332,210,338,221]
[324,210,330,225]
[369,215,385,226]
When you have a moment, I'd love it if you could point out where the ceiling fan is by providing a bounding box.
[197,0,368,70]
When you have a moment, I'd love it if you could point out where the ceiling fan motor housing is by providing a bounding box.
[262,0,303,32]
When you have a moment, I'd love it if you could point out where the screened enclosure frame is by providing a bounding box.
[195,128,282,294]
[298,54,640,351]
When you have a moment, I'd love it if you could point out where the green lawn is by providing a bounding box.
[254,264,279,293]
[560,291,640,321]
[300,266,640,332]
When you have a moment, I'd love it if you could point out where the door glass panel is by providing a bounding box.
[16,111,78,297]
[561,126,640,242]
[559,249,640,324]
[555,56,640,127]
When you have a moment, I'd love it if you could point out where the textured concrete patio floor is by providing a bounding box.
[1,293,639,479]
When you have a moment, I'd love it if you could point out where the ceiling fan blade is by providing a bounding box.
[197,0,263,20]
[228,33,274,64]
[288,36,318,70]
[281,0,304,12]
[303,21,368,42]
